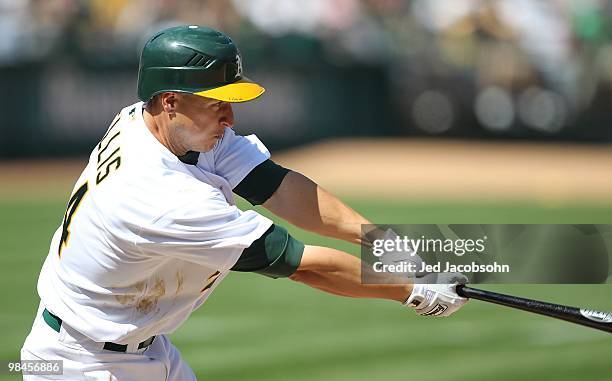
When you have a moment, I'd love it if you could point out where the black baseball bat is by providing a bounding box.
[456,285,612,334]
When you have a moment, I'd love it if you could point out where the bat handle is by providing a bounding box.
[455,285,612,334]
[455,284,468,298]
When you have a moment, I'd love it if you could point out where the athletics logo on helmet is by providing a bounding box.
[235,53,243,79]
[137,25,265,103]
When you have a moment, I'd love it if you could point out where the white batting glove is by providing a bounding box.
[378,229,426,277]
[404,273,468,317]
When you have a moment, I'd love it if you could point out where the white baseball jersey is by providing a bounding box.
[37,101,273,344]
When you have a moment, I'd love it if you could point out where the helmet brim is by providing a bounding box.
[193,78,265,103]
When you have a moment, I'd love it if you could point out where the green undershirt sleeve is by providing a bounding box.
[233,159,290,205]
[231,224,305,278]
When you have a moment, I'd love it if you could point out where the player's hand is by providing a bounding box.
[377,229,426,277]
[404,273,468,317]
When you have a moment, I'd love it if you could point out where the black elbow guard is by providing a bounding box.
[234,159,290,205]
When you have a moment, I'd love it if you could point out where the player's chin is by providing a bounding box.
[197,138,221,153]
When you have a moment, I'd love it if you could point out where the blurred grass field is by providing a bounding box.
[1,196,611,381]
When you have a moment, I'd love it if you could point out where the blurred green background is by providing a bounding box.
[2,196,611,381]
[4,0,612,158]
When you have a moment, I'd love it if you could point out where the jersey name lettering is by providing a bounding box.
[96,116,122,185]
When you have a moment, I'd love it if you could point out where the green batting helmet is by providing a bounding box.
[137,25,264,102]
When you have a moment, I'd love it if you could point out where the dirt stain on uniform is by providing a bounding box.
[115,294,135,305]
[175,270,184,296]
[115,279,165,314]
[114,281,146,306]
[135,278,165,314]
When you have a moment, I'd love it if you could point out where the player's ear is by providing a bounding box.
[160,92,178,115]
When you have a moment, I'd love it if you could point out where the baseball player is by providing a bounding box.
[21,25,467,380]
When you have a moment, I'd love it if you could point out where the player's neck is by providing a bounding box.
[142,106,163,145]
[143,106,187,157]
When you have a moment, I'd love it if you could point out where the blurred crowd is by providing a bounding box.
[1,0,612,154]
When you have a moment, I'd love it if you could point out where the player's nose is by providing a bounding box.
[219,103,234,129]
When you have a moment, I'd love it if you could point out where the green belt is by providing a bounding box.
[42,308,155,352]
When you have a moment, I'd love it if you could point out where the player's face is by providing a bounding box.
[169,93,235,153]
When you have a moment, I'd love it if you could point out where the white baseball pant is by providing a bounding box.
[21,303,197,381]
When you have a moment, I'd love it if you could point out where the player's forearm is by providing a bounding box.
[289,245,412,303]
[263,171,370,245]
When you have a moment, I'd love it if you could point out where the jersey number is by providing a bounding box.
[200,271,221,293]
[58,182,88,257]
[57,114,122,257]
